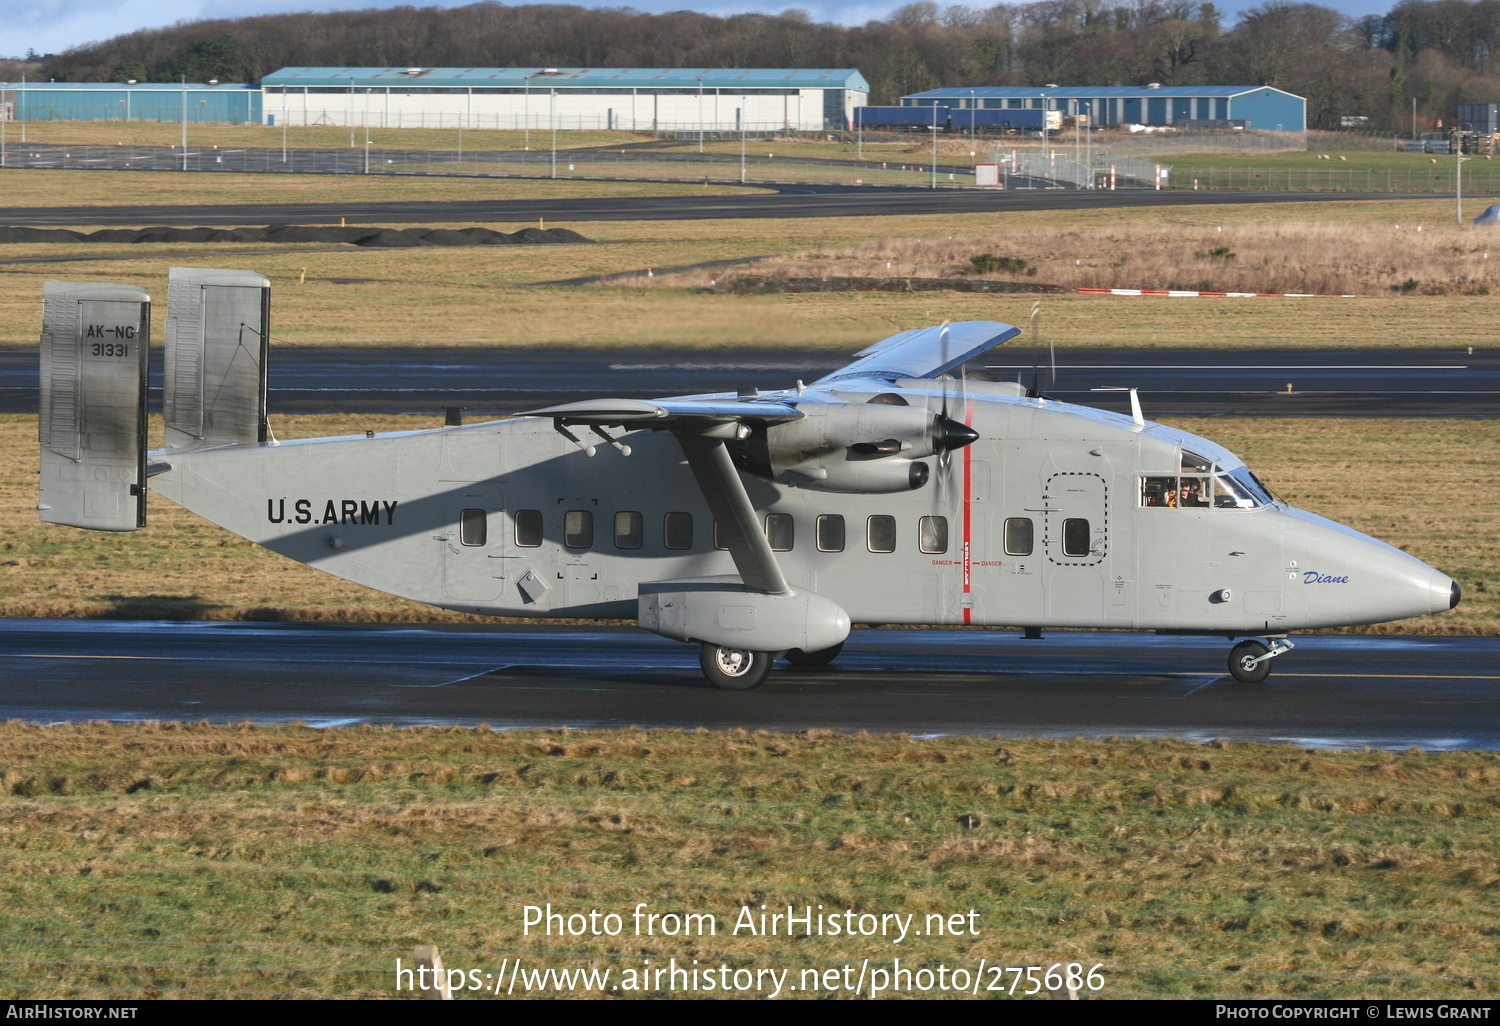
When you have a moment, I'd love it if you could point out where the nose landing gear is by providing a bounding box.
[1228,636,1295,683]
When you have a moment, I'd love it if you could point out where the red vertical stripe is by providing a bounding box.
[961,400,975,625]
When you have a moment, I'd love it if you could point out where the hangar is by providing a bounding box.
[0,81,261,124]
[900,85,1306,133]
[260,67,870,132]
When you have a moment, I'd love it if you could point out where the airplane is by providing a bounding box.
[36,268,1461,689]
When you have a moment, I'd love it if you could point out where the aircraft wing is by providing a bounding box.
[522,397,803,425]
[815,320,1021,384]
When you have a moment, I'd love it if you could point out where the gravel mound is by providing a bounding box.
[0,225,591,247]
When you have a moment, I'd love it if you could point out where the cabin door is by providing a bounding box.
[1042,470,1112,622]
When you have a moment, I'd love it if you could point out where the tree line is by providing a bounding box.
[4,0,1497,132]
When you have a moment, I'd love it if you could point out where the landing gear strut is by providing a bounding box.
[699,643,775,690]
[1228,636,1295,683]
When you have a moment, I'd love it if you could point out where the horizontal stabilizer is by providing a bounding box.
[164,267,270,448]
[38,282,150,531]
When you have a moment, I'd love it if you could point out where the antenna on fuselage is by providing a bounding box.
[1092,387,1146,430]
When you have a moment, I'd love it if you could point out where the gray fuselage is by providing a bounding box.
[149,378,1456,635]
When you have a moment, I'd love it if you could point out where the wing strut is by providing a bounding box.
[672,428,789,596]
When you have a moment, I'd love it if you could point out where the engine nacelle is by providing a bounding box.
[747,402,972,494]
[783,457,930,492]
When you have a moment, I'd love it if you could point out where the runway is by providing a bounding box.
[0,344,1493,417]
[0,144,1428,226]
[2,620,1494,750]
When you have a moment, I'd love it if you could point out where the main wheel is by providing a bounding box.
[699,644,774,690]
[784,642,844,668]
[1228,640,1273,683]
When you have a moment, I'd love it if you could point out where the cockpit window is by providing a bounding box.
[1142,459,1272,510]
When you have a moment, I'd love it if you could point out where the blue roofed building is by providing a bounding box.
[0,81,261,125]
[900,85,1306,133]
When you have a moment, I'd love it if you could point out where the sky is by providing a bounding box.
[9,0,1395,63]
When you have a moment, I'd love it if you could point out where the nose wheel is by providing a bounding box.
[1228,637,1294,683]
[700,644,775,690]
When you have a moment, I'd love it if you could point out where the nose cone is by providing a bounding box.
[1277,508,1461,628]
[1417,569,1460,616]
[933,415,979,452]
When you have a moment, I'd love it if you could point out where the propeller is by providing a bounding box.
[1023,300,1059,398]
[932,322,972,506]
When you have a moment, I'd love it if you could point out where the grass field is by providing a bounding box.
[3,166,1498,348]
[0,723,1494,1000]
[2,150,1496,1003]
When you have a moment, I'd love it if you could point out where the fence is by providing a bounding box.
[991,149,1166,189]
[0,142,975,189]
[1169,165,1500,193]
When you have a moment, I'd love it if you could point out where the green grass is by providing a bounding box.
[0,723,1494,1000]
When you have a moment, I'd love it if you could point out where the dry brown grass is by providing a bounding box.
[0,168,764,209]
[633,219,1499,297]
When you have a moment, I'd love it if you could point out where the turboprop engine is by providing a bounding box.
[732,400,978,493]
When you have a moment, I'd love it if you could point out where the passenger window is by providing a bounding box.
[765,514,794,552]
[867,515,896,553]
[514,509,543,547]
[614,511,642,549]
[564,510,593,548]
[459,509,487,547]
[816,514,845,552]
[1062,518,1091,557]
[1004,517,1032,556]
[918,516,948,554]
[664,512,693,550]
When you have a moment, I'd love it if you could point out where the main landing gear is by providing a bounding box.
[699,644,776,690]
[1228,636,1295,683]
[698,642,846,688]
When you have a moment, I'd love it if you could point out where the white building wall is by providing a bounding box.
[266,87,864,131]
